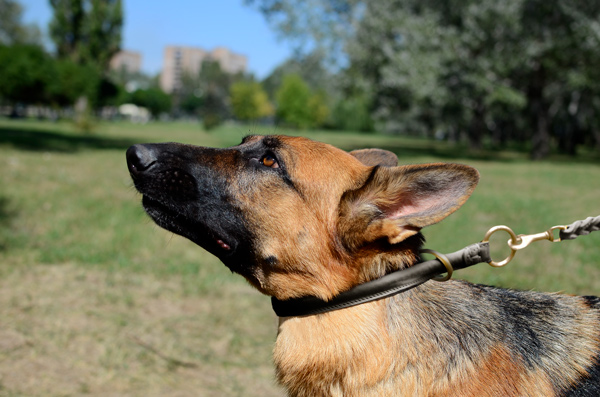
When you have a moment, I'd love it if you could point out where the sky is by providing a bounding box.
[19,0,294,79]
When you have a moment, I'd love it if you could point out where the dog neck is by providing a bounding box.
[271,241,491,317]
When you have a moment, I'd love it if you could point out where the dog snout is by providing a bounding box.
[126,144,157,175]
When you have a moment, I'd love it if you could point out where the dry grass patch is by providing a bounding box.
[0,264,282,396]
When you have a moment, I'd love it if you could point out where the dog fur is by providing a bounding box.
[126,135,600,396]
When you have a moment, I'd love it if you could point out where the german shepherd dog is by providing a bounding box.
[126,135,600,396]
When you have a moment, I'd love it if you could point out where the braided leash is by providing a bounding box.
[560,216,600,240]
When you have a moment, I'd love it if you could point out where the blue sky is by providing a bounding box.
[19,0,293,79]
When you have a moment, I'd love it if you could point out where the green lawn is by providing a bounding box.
[1,118,599,396]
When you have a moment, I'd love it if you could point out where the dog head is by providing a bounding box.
[127,135,478,300]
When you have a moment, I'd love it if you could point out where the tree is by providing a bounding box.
[250,0,600,157]
[0,0,41,45]
[49,0,85,63]
[307,90,329,128]
[198,60,236,129]
[275,74,313,128]
[275,74,329,129]
[331,94,374,132]
[245,0,357,67]
[129,87,172,117]
[86,0,123,72]
[515,0,600,158]
[230,80,274,122]
[48,58,99,106]
[49,0,123,72]
[0,44,54,104]
[262,50,335,100]
[175,60,242,127]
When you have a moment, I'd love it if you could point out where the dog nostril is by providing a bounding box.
[126,144,156,173]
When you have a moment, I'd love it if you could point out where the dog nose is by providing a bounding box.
[126,144,156,174]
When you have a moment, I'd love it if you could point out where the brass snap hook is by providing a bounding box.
[509,225,565,250]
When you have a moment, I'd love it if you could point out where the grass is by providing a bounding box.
[0,117,599,396]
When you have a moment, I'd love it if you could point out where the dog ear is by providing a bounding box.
[338,163,479,249]
[350,148,398,167]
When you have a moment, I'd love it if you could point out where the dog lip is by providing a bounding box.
[141,195,237,256]
[216,239,231,251]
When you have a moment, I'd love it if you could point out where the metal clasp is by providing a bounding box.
[482,224,566,267]
[509,226,564,250]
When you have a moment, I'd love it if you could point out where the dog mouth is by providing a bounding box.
[126,142,256,275]
[141,195,236,257]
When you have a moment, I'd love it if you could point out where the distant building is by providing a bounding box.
[160,46,248,93]
[210,46,248,75]
[109,50,142,73]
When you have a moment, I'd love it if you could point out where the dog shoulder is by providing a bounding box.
[386,281,600,395]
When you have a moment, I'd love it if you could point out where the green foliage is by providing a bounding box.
[73,101,96,133]
[0,43,123,112]
[176,60,238,126]
[49,59,99,106]
[275,74,330,129]
[129,88,172,117]
[179,93,204,116]
[202,89,227,130]
[202,112,222,131]
[245,0,354,66]
[331,95,374,132]
[86,0,123,71]
[0,42,124,118]
[49,0,85,63]
[275,74,313,128]
[49,0,123,72]
[0,44,54,104]
[95,77,120,107]
[307,90,329,127]
[230,81,274,121]
[0,0,41,44]
[262,51,335,100]
[251,0,600,157]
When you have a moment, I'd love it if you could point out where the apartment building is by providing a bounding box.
[160,46,247,93]
[109,50,143,73]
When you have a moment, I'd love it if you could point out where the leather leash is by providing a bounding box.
[272,216,600,317]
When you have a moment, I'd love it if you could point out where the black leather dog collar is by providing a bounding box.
[271,242,491,317]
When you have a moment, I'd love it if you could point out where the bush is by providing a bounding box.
[331,95,374,132]
[308,90,330,128]
[230,81,273,121]
[129,87,172,117]
[49,59,99,107]
[276,74,314,129]
[0,44,54,104]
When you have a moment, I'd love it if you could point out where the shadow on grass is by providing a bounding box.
[0,196,19,252]
[0,126,138,153]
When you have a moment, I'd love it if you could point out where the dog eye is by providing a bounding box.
[260,154,279,168]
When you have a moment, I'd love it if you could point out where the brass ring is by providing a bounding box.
[421,249,453,282]
[482,225,519,267]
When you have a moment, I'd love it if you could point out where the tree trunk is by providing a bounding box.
[594,129,600,152]
[467,102,485,150]
[529,63,550,160]
[531,105,550,160]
